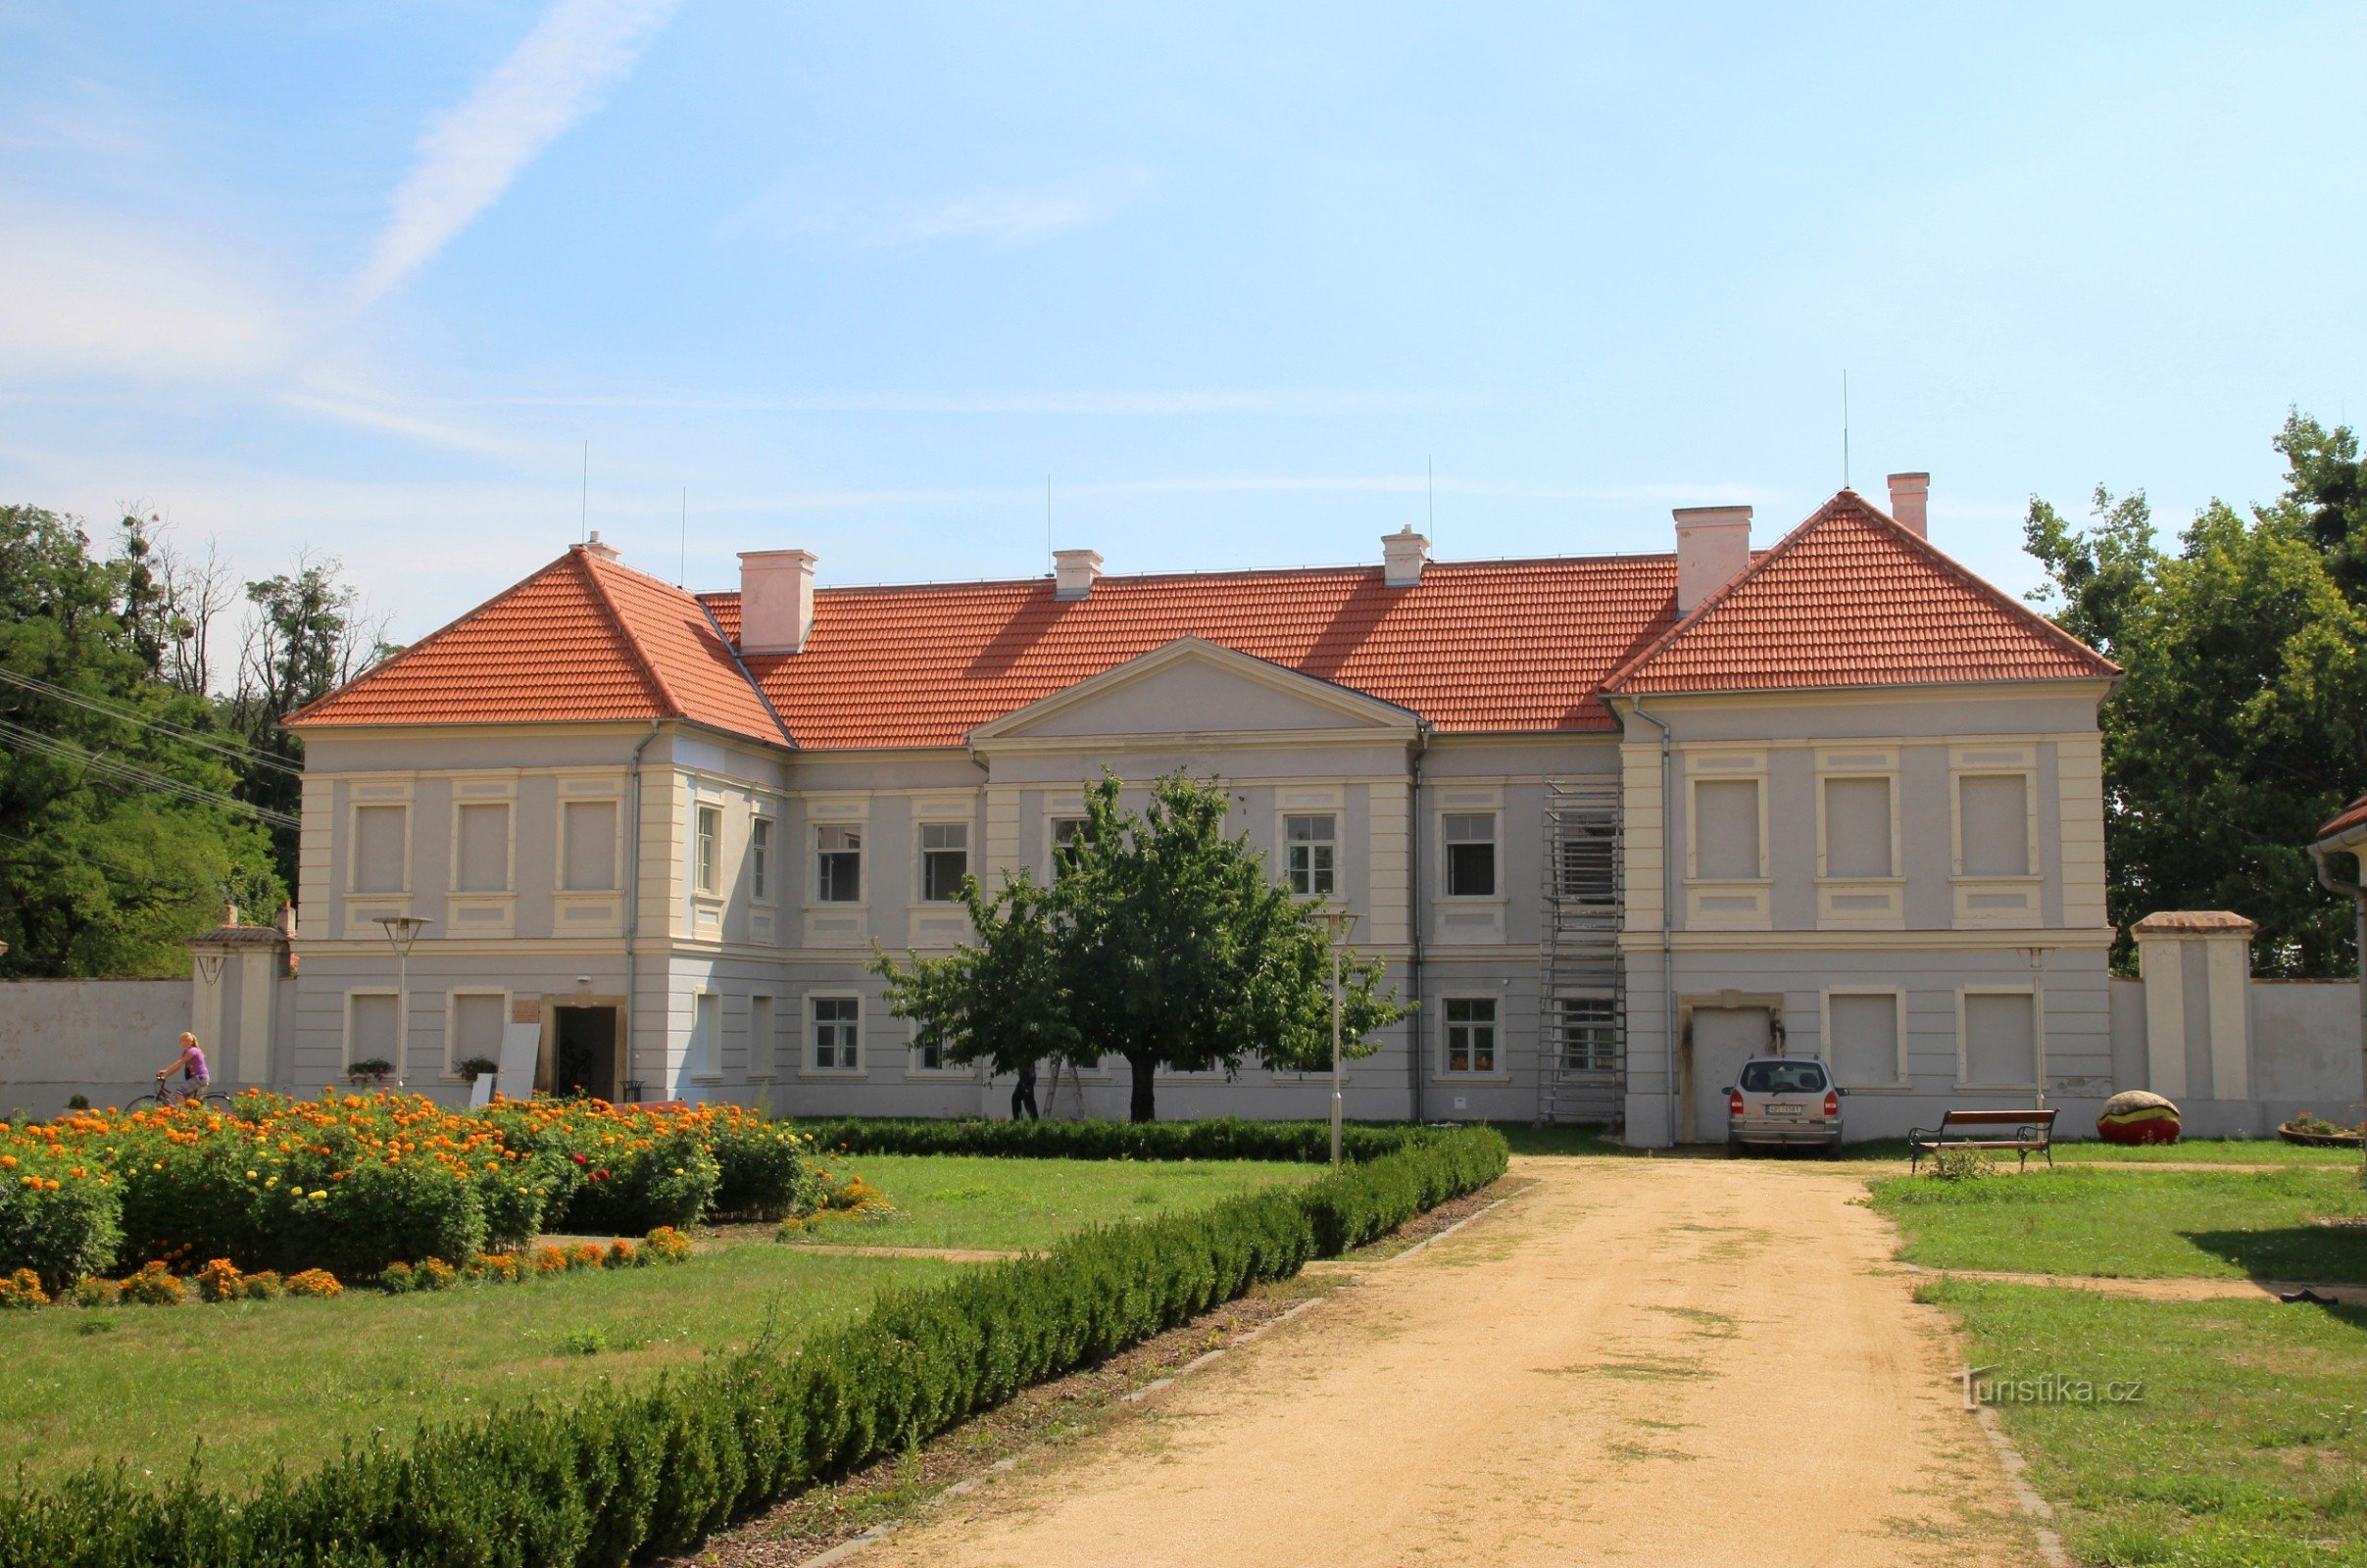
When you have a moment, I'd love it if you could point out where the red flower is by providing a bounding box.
[592,1170,611,1182]
[569,1152,587,1165]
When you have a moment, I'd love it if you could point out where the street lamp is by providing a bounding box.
[372,915,432,1090]
[1314,907,1357,1165]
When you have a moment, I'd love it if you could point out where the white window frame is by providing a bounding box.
[443,988,511,1080]
[1282,811,1338,900]
[1440,811,1499,900]
[1821,986,1908,1091]
[1554,994,1621,1075]
[917,821,972,904]
[905,1018,971,1077]
[694,804,722,897]
[1046,813,1090,881]
[555,790,625,893]
[449,799,515,895]
[689,989,721,1082]
[1438,995,1504,1078]
[1685,772,1767,882]
[1954,985,2045,1093]
[750,815,774,905]
[1951,763,2040,879]
[814,822,864,905]
[804,991,864,1077]
[749,993,777,1082]
[342,987,401,1071]
[347,800,413,896]
[1815,771,1899,882]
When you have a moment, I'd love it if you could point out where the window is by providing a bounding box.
[811,996,861,1071]
[815,824,863,902]
[912,1030,957,1072]
[1444,998,1497,1073]
[346,991,398,1068]
[694,805,721,896]
[353,805,407,893]
[1959,775,2032,876]
[1443,813,1496,897]
[691,992,719,1079]
[454,803,510,892]
[1693,779,1760,879]
[1557,997,1620,1072]
[920,823,969,902]
[562,800,618,891]
[1050,816,1089,879]
[749,995,775,1079]
[1961,991,2038,1088]
[1827,991,1903,1087]
[750,817,772,901]
[1739,1059,1829,1095]
[447,992,505,1076]
[1822,777,1893,879]
[1285,814,1336,898]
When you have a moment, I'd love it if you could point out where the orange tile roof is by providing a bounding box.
[287,547,785,744]
[1604,491,2119,695]
[2315,793,2367,845]
[287,490,2118,751]
[702,557,1678,748]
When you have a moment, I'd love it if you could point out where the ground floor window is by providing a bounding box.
[1444,997,1497,1073]
[1959,988,2038,1089]
[811,995,861,1072]
[1557,996,1619,1072]
[1827,989,1904,1087]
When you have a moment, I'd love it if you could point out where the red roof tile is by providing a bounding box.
[288,547,785,744]
[2315,793,2367,845]
[1604,491,2118,695]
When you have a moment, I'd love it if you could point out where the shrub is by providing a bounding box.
[0,1269,46,1310]
[1929,1146,1997,1183]
[643,1226,692,1263]
[603,1240,639,1269]
[531,1246,570,1278]
[566,1243,608,1273]
[238,1272,283,1301]
[117,1262,183,1306]
[0,1149,121,1292]
[0,1127,1505,1568]
[467,1252,521,1285]
[192,1258,244,1303]
[416,1257,460,1292]
[68,1277,118,1308]
[379,1260,416,1293]
[789,1115,1457,1164]
[283,1269,341,1299]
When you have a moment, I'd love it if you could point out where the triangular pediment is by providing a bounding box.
[968,637,1419,743]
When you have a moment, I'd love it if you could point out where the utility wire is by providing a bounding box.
[0,721,299,829]
[0,667,302,776]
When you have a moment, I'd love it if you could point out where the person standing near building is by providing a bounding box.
[1011,1058,1039,1121]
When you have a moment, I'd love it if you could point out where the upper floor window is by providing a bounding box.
[454,803,511,893]
[694,805,721,896]
[1443,997,1497,1073]
[1958,774,2032,877]
[920,823,969,902]
[1692,779,1761,880]
[1443,813,1497,898]
[1285,813,1336,898]
[1050,816,1089,880]
[750,817,773,902]
[1821,776,1893,879]
[352,804,408,893]
[562,800,618,891]
[815,824,863,903]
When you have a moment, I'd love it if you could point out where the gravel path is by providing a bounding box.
[858,1155,2049,1568]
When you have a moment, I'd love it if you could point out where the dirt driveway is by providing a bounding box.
[860,1155,2050,1568]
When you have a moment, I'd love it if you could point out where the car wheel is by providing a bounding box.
[1726,1136,1744,1157]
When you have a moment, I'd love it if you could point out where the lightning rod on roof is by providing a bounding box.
[679,488,687,587]
[1046,474,1053,574]
[1842,371,1850,490]
[580,440,589,543]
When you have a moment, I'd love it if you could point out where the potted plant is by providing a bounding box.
[345,1058,393,1087]
[455,1055,500,1085]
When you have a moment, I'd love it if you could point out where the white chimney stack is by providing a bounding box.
[738,549,816,654]
[1382,525,1430,588]
[1672,506,1753,614]
[1887,472,1930,538]
[1053,549,1103,602]
[581,530,619,561]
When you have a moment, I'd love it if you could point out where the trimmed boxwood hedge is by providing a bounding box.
[792,1114,1465,1164]
[0,1125,1506,1568]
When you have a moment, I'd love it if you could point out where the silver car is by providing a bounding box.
[1725,1057,1846,1153]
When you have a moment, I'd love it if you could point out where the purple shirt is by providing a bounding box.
[182,1046,209,1080]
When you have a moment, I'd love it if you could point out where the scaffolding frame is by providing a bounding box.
[1540,779,1625,1125]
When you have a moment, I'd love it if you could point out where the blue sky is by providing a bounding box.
[3,2,2362,652]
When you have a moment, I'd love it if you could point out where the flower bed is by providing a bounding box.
[0,1094,816,1293]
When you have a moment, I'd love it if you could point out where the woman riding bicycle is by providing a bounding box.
[155,1032,210,1104]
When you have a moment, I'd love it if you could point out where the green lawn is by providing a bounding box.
[1841,1135,2364,1166]
[785,1152,1323,1251]
[1922,1278,2367,1567]
[0,1152,1318,1484]
[1870,1165,2367,1280]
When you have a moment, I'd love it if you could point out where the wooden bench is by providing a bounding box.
[1906,1107,2058,1172]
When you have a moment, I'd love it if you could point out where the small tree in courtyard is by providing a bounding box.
[872,770,1407,1121]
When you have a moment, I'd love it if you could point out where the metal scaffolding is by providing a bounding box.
[1540,779,1625,1125]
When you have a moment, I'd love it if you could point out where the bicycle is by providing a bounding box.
[125,1076,234,1112]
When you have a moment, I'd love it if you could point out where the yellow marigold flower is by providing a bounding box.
[246,1170,259,1179]
[289,1185,304,1196]
[308,1190,327,1200]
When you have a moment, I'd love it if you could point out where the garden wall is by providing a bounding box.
[2107,974,2363,1136]
[0,980,196,1116]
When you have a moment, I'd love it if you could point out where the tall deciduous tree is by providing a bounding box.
[874,771,1407,1120]
[2024,414,2367,975]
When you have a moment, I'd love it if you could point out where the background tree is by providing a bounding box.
[2024,413,2367,975]
[874,771,1407,1120]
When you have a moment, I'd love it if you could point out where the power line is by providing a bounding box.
[0,667,302,776]
[0,721,299,829]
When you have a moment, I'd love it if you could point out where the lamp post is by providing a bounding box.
[372,915,432,1090]
[1315,907,1356,1165]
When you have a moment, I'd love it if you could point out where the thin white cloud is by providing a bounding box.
[452,386,1452,416]
[278,383,531,458]
[355,0,681,304]
[725,168,1151,252]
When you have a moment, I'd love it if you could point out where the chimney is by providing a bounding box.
[1887,472,1930,538]
[1053,549,1103,602]
[738,549,816,654]
[581,530,619,561]
[1672,506,1753,614]
[1382,525,1430,588]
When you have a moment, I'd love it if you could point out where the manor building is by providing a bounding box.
[279,474,2120,1143]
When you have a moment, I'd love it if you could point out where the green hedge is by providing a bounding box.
[0,1126,1507,1568]
[792,1114,1462,1164]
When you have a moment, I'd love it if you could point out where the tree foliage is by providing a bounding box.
[873,771,1408,1120]
[2023,412,2367,975]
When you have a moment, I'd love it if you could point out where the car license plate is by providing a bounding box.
[1765,1103,1802,1116]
